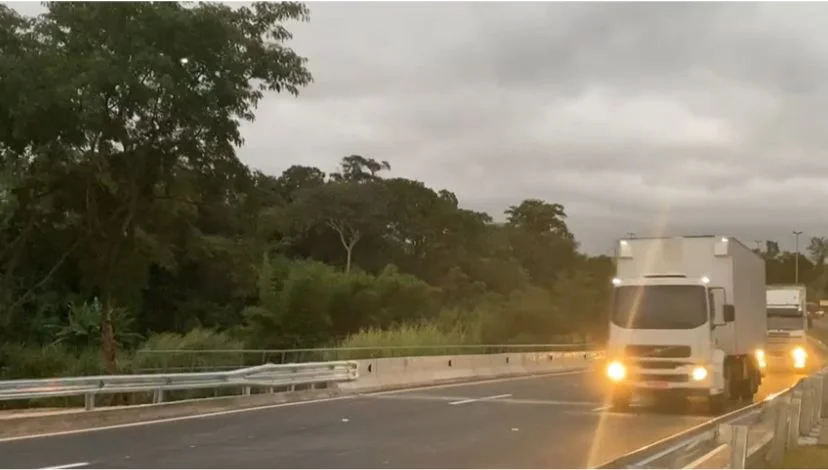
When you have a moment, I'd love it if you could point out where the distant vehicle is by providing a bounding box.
[764,286,810,372]
[813,301,825,319]
[605,236,765,413]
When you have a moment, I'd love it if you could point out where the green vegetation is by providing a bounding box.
[0,3,826,382]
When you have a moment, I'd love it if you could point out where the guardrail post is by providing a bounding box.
[153,389,164,404]
[768,399,791,467]
[730,424,749,469]
[84,392,95,411]
[242,386,251,396]
[811,378,821,430]
[822,372,828,418]
[788,397,802,448]
[800,382,814,436]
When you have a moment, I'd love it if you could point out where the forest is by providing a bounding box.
[0,3,825,379]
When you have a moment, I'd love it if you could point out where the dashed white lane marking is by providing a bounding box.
[592,405,611,411]
[449,393,512,405]
[40,463,89,469]
[370,394,471,402]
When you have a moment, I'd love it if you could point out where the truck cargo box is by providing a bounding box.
[617,235,766,356]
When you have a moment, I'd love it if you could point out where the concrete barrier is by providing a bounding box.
[341,350,601,392]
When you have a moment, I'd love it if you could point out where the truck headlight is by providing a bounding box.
[607,361,626,382]
[691,366,708,381]
[792,347,807,368]
[755,349,766,368]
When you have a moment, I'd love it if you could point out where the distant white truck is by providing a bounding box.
[763,285,810,371]
[606,235,766,413]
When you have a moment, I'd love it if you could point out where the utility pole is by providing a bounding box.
[794,231,803,284]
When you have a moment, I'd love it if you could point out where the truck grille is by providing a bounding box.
[637,373,689,383]
[624,345,691,358]
[632,360,688,370]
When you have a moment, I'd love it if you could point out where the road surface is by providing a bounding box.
[0,368,806,469]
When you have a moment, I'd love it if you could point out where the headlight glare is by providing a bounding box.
[691,366,708,381]
[607,361,626,382]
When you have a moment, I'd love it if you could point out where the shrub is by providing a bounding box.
[131,328,245,373]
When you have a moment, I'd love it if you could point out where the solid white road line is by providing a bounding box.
[449,393,512,405]
[0,394,357,444]
[365,369,585,397]
[40,463,89,469]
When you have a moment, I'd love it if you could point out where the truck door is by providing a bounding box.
[709,287,726,326]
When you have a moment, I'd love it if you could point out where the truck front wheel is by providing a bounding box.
[708,393,726,415]
[610,390,632,410]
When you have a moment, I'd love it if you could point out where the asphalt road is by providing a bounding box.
[0,368,806,469]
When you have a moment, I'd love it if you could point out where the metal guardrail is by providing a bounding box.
[131,343,597,373]
[0,361,358,411]
[596,368,828,469]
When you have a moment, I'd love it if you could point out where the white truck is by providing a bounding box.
[764,285,810,371]
[605,235,766,413]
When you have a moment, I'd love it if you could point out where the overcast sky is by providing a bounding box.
[9,2,828,254]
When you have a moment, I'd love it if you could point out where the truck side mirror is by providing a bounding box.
[723,304,735,323]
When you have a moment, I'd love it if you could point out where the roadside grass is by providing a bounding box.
[777,445,828,468]
[333,322,475,360]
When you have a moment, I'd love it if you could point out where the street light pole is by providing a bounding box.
[794,231,803,284]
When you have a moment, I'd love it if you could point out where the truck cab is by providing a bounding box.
[605,236,765,413]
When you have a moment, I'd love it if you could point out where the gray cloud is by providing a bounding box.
[9,1,828,253]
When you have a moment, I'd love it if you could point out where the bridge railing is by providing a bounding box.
[596,368,827,469]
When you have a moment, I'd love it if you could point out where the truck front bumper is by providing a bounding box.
[604,360,723,397]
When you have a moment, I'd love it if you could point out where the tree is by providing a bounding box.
[504,199,577,286]
[330,155,390,182]
[292,181,388,273]
[808,237,828,268]
[0,1,313,371]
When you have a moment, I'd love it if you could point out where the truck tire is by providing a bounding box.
[737,378,755,402]
[610,391,632,411]
[708,393,726,415]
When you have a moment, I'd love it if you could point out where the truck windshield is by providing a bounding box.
[612,285,708,330]
[767,308,805,330]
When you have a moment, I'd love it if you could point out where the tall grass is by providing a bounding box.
[334,322,477,359]
[131,328,247,374]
